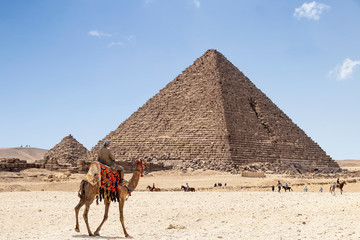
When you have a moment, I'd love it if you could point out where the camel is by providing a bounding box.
[330,181,346,195]
[74,160,146,238]
[181,185,195,192]
[147,185,161,192]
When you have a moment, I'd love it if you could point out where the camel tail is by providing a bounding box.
[78,180,86,198]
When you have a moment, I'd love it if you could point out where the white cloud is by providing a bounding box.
[107,41,124,47]
[88,30,112,38]
[193,0,200,8]
[294,1,330,20]
[328,58,360,80]
[126,35,136,43]
[107,35,135,47]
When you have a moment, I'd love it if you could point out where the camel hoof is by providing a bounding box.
[125,234,133,238]
[88,232,94,236]
[75,228,80,232]
[94,231,100,236]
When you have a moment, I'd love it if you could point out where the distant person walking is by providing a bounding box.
[304,186,308,192]
[277,181,282,193]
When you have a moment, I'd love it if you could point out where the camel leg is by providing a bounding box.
[119,197,132,238]
[94,200,111,236]
[83,203,94,236]
[74,198,85,232]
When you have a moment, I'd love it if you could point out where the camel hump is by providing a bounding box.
[83,161,101,186]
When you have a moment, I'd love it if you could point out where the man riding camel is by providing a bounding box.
[97,139,125,184]
[336,178,340,188]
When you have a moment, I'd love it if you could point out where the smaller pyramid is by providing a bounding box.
[43,134,89,170]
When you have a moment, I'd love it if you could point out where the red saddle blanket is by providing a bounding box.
[100,163,120,193]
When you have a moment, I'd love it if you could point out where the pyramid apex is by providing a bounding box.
[190,49,229,69]
[201,49,223,58]
[185,49,227,73]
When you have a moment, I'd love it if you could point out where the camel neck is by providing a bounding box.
[127,165,142,191]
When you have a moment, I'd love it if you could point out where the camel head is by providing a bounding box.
[135,160,147,177]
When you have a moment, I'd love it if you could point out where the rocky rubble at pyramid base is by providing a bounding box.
[1,156,352,180]
[147,155,341,176]
[0,158,42,172]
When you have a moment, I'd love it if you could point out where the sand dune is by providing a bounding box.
[336,160,360,171]
[0,147,47,162]
[336,160,360,167]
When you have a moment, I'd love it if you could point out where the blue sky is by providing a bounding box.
[0,0,359,160]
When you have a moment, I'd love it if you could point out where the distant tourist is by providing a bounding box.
[214,183,217,187]
[277,181,282,193]
[319,187,323,193]
[186,182,189,191]
[272,185,275,192]
[224,183,227,187]
[304,186,308,192]
[336,178,340,187]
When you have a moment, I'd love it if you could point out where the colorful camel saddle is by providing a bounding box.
[84,161,125,202]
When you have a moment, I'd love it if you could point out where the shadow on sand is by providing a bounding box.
[72,234,125,239]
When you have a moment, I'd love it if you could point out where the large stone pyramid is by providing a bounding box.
[43,134,89,170]
[91,49,340,173]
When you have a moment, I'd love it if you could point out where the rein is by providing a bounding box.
[136,160,146,177]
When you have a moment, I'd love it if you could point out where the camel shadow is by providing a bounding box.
[72,234,125,239]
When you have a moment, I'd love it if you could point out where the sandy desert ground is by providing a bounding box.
[1,167,360,240]
[1,191,360,240]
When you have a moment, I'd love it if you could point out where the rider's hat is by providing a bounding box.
[103,139,110,146]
